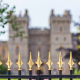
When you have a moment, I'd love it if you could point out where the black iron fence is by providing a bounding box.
[0,51,80,80]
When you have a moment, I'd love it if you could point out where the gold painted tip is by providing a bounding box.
[8,52,10,56]
[35,51,42,70]
[70,51,72,54]
[78,62,80,65]
[59,52,61,59]
[19,52,21,55]
[60,52,61,55]
[19,52,21,59]
[70,51,72,60]
[59,52,62,60]
[78,36,80,40]
[0,61,2,65]
[46,52,53,70]
[68,51,75,70]
[8,52,10,61]
[6,52,13,71]
[38,51,40,57]
[27,52,34,70]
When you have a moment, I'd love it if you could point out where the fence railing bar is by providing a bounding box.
[0,75,80,78]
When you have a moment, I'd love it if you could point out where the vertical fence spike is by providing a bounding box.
[57,52,64,70]
[6,52,13,71]
[27,52,34,71]
[68,52,75,70]
[0,61,2,65]
[16,52,23,71]
[46,52,53,70]
[78,61,80,65]
[35,51,42,70]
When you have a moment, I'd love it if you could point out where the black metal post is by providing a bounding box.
[29,70,32,80]
[18,70,21,80]
[70,70,72,80]
[59,70,62,80]
[38,70,40,75]
[38,70,40,80]
[8,71,10,80]
[49,70,51,80]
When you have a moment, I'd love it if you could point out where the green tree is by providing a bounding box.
[65,21,80,69]
[0,63,7,74]
[0,0,27,38]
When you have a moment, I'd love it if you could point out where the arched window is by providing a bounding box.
[64,37,66,41]
[2,48,5,57]
[20,37,23,41]
[16,47,19,55]
[13,37,15,41]
[56,37,58,41]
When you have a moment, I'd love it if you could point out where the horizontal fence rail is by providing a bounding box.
[0,75,80,78]
[0,51,80,80]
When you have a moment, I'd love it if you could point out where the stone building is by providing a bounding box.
[0,10,74,75]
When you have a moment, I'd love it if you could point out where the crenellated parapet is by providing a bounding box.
[9,10,29,25]
[50,10,71,26]
[29,28,50,35]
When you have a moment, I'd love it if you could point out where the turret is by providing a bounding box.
[8,10,29,74]
[50,10,72,74]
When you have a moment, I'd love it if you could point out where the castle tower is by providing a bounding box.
[8,10,29,74]
[50,10,72,74]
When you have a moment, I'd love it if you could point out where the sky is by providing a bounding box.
[0,0,80,41]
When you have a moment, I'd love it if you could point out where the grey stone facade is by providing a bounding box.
[0,10,76,75]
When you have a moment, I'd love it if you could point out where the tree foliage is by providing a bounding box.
[0,63,7,74]
[0,0,27,38]
[65,20,80,69]
[65,48,80,69]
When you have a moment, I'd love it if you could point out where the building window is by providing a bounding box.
[56,37,58,41]
[16,47,19,55]
[60,27,62,32]
[20,37,23,41]
[64,37,66,41]
[2,48,5,57]
[13,37,15,41]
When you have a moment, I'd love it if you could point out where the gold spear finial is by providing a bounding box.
[78,62,80,65]
[6,52,13,71]
[16,52,23,71]
[68,52,75,70]
[78,27,80,33]
[0,61,2,65]
[78,36,80,40]
[46,52,53,70]
[35,51,42,70]
[57,52,64,70]
[78,45,80,49]
[27,52,34,71]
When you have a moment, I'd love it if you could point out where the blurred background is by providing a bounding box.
[0,0,80,75]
